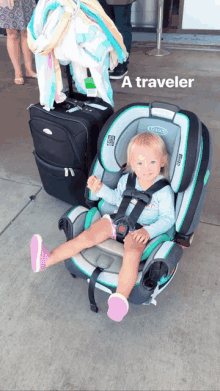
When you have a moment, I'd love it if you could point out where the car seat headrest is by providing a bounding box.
[97,103,201,193]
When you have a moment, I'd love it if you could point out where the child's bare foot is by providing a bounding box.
[31,234,50,272]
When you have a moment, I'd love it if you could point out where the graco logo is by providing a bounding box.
[148,126,168,135]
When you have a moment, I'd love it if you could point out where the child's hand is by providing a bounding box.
[131,228,150,244]
[87,175,102,193]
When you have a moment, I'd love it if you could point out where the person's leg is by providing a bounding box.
[20,29,36,77]
[6,29,23,82]
[97,0,115,22]
[116,232,145,298]
[108,4,132,79]
[114,3,132,63]
[45,217,113,267]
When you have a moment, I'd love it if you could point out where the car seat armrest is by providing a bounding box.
[58,205,90,241]
[142,241,183,277]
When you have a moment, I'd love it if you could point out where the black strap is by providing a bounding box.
[61,98,86,110]
[111,173,170,242]
[88,267,103,313]
[85,97,103,104]
[65,65,91,95]
[65,64,74,95]
[111,173,136,224]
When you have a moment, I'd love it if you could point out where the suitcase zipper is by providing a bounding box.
[27,103,34,110]
[65,168,75,177]
[34,152,77,178]
[69,168,75,176]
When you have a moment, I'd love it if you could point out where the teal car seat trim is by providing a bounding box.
[141,234,171,261]
[84,207,98,230]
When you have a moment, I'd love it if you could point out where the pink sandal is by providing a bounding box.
[31,234,50,272]
[107,293,129,322]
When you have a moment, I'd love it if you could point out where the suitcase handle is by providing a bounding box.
[65,64,74,95]
[61,98,107,113]
[66,99,85,110]
[54,99,85,111]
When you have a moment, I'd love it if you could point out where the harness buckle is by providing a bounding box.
[115,218,130,242]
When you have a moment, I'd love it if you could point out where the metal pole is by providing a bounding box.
[147,0,171,56]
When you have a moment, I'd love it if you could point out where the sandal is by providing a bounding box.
[26,73,37,79]
[107,293,129,322]
[14,78,24,85]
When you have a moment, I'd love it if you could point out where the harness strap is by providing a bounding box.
[111,173,170,243]
[128,178,170,228]
[88,267,103,312]
[110,173,136,223]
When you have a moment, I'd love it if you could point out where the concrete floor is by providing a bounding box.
[0,35,220,390]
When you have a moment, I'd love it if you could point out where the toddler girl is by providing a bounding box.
[30,132,175,322]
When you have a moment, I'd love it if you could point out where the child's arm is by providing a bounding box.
[87,174,127,207]
[142,188,175,240]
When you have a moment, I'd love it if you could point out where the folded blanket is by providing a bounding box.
[27,0,128,110]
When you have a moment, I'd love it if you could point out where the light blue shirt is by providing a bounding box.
[96,173,175,240]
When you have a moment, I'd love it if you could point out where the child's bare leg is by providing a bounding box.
[116,233,145,298]
[46,218,113,267]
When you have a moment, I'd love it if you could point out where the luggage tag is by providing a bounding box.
[85,77,97,97]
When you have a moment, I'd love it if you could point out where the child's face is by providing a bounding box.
[130,145,167,182]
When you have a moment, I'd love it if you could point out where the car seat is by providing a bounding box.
[58,101,213,312]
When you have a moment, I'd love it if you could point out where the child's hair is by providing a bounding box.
[123,132,169,177]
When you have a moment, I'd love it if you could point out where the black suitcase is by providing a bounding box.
[29,65,114,207]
